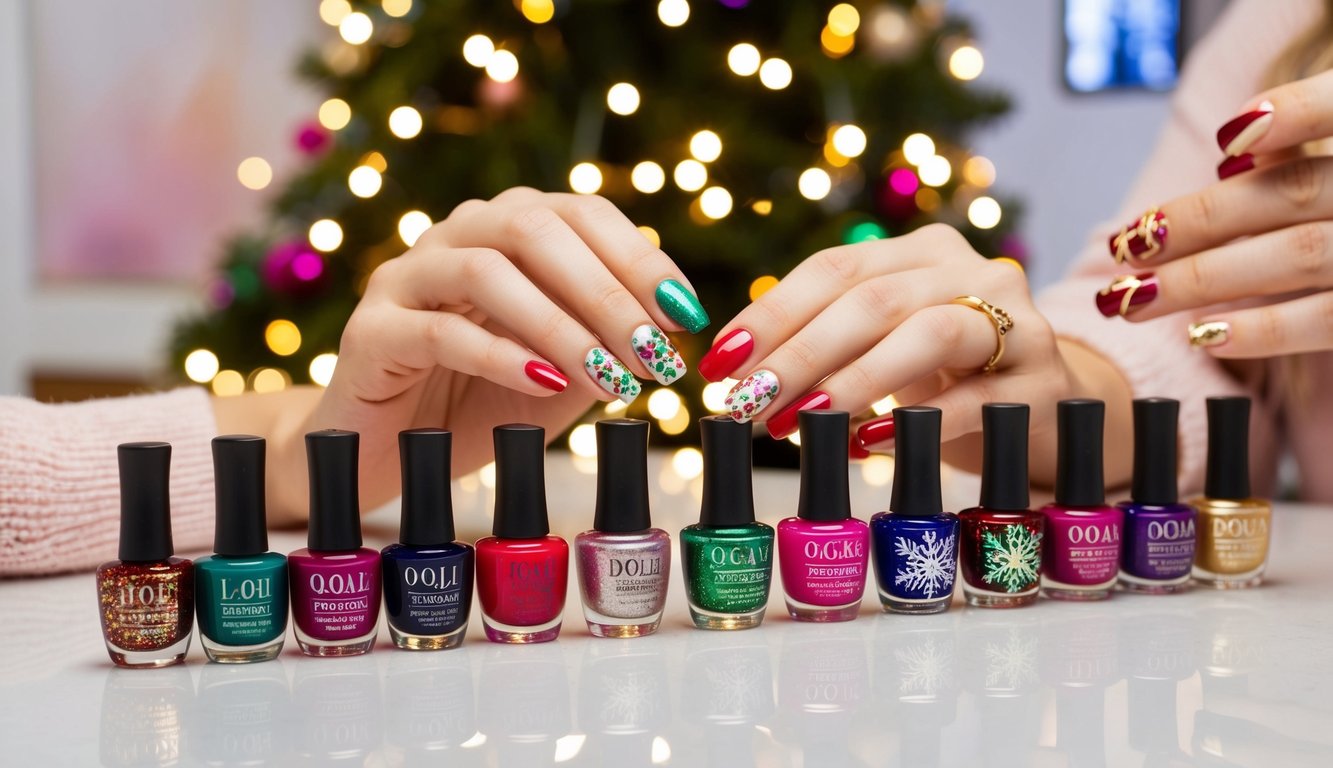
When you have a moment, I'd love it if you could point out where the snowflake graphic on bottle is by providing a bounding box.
[893,530,958,599]
[981,524,1042,593]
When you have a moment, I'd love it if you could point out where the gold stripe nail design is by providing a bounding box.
[1188,321,1230,348]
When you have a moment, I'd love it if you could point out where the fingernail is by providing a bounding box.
[765,391,831,439]
[1096,272,1158,318]
[1188,321,1230,348]
[585,347,642,403]
[525,360,568,392]
[724,370,780,423]
[630,324,687,385]
[856,415,896,448]
[1108,208,1168,264]
[698,328,754,382]
[1217,153,1255,180]
[1217,101,1274,156]
[849,435,871,460]
[655,279,710,334]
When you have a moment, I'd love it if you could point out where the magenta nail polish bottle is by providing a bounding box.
[777,410,868,622]
[288,430,382,656]
[1040,400,1123,601]
[575,419,671,638]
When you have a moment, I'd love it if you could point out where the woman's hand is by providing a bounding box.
[275,187,706,517]
[1096,69,1333,357]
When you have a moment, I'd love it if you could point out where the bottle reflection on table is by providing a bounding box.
[1038,607,1121,767]
[477,642,572,767]
[678,629,777,766]
[871,614,962,766]
[384,648,481,766]
[191,660,289,765]
[291,660,382,762]
[959,613,1042,768]
[575,639,671,767]
[99,666,192,767]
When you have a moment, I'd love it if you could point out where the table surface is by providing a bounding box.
[2,452,1331,767]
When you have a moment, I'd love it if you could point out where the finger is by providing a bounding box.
[1215,69,1333,159]
[1186,291,1333,357]
[434,201,687,387]
[382,247,641,403]
[1095,222,1333,320]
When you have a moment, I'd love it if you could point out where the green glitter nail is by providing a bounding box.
[655,279,710,334]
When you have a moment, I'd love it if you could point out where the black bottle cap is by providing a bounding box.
[212,435,269,556]
[399,429,456,546]
[699,416,756,526]
[1204,396,1251,500]
[979,403,1030,511]
[1054,399,1106,506]
[594,419,653,533]
[797,410,852,522]
[492,424,550,538]
[117,442,174,562]
[1131,398,1180,505]
[306,430,363,551]
[889,407,944,517]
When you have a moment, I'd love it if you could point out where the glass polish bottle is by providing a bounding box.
[194,435,289,662]
[1192,396,1271,588]
[1118,398,1197,593]
[575,419,671,637]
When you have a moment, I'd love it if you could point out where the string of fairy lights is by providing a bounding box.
[188,0,1006,470]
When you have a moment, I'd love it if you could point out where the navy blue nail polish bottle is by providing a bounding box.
[870,407,960,614]
[381,429,474,650]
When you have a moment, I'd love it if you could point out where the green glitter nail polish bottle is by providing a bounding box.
[680,416,774,630]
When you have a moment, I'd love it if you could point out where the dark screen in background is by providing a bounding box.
[1064,0,1181,92]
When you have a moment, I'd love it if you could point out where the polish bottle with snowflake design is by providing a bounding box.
[1117,398,1196,593]
[959,403,1044,608]
[870,407,960,614]
[1040,399,1124,600]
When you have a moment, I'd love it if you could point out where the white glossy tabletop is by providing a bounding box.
[2,452,1331,767]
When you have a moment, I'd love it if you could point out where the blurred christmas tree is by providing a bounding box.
[172,0,1022,447]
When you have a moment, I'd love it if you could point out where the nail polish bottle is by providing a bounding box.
[680,416,775,630]
[96,442,194,668]
[776,410,869,621]
[475,424,569,643]
[288,430,382,656]
[869,406,960,614]
[1118,398,1197,593]
[959,403,1045,608]
[1192,396,1270,588]
[195,435,289,663]
[1040,399,1124,600]
[381,429,475,650]
[575,419,672,637]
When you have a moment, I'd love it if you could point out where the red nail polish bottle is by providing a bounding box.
[475,424,569,643]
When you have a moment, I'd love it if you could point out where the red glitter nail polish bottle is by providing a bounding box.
[96,443,195,668]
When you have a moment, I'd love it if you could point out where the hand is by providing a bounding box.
[1096,68,1333,357]
[281,187,706,514]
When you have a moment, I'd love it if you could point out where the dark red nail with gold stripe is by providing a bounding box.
[1108,208,1168,264]
[1217,153,1255,180]
[1096,273,1158,318]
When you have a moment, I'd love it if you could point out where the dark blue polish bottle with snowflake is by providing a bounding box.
[870,407,960,614]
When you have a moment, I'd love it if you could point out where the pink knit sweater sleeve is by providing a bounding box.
[1036,0,1318,495]
[0,387,217,576]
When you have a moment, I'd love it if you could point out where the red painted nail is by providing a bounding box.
[1217,153,1255,180]
[856,415,896,448]
[765,391,831,439]
[1108,209,1168,264]
[698,328,754,382]
[1216,102,1273,155]
[525,360,568,392]
[849,434,871,460]
[1095,272,1158,318]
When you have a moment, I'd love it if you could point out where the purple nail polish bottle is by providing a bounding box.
[1118,398,1197,593]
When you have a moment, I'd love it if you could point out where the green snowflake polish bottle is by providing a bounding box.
[680,416,774,630]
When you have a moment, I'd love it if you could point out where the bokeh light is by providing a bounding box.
[949,45,985,80]
[968,196,1002,229]
[759,58,793,89]
[388,106,423,138]
[918,154,952,187]
[727,43,761,76]
[749,275,779,300]
[569,162,603,194]
[569,424,597,457]
[963,156,996,187]
[689,130,722,162]
[308,219,344,252]
[648,388,682,420]
[902,133,935,165]
[318,98,351,130]
[699,186,733,219]
[264,319,302,357]
[798,167,832,200]
[831,124,867,158]
[184,349,219,384]
[398,210,433,246]
[211,370,245,397]
[606,82,641,115]
[348,165,383,197]
[672,447,704,479]
[339,12,373,44]
[236,157,272,190]
[485,50,519,82]
[673,159,708,192]
[462,34,495,67]
[309,353,338,387]
[631,161,666,193]
[658,0,690,27]
[827,3,861,36]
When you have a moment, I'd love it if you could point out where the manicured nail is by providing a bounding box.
[524,360,568,392]
[655,279,710,334]
[855,415,896,448]
[631,324,687,385]
[724,370,780,423]
[1217,101,1274,156]
[1096,272,1158,318]
[849,435,871,460]
[1217,153,1255,180]
[698,328,754,382]
[1188,321,1230,348]
[765,391,831,440]
[1108,208,1168,264]
[585,347,642,403]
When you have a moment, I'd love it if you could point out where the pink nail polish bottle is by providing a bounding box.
[288,430,382,656]
[777,411,869,621]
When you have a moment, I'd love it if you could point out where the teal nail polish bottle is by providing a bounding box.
[195,436,289,663]
[680,416,774,630]
[655,279,711,334]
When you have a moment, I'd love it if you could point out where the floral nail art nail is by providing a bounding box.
[630,324,687,385]
[585,347,642,404]
[724,370,780,423]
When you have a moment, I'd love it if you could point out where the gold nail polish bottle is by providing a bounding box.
[1191,397,1270,588]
